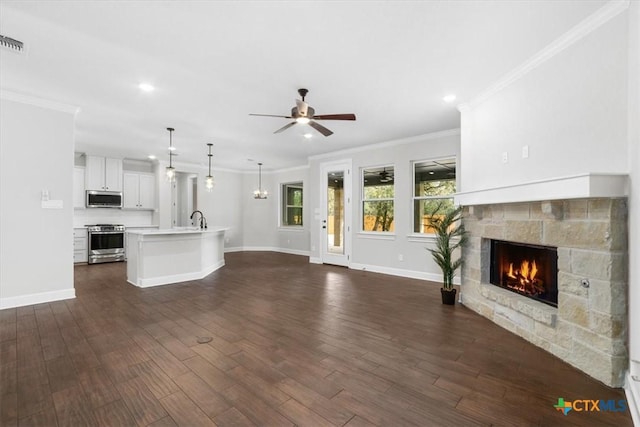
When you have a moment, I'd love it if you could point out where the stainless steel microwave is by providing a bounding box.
[86,190,122,208]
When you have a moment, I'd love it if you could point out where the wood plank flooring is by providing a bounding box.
[0,252,633,426]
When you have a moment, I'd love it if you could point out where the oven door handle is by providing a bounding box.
[89,231,125,235]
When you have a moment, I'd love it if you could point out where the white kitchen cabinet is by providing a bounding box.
[123,172,156,209]
[73,167,85,208]
[85,155,122,191]
[73,228,88,263]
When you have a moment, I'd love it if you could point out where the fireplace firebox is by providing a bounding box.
[490,240,558,307]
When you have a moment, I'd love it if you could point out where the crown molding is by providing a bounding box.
[458,0,630,112]
[0,89,80,115]
[308,128,461,161]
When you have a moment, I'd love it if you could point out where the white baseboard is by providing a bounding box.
[625,373,640,427]
[223,249,453,284]
[224,246,309,257]
[0,288,76,309]
[349,262,460,285]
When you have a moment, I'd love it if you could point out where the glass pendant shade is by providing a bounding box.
[166,165,175,182]
[205,175,215,192]
[166,127,176,183]
[205,143,215,192]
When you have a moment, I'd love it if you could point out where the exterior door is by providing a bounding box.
[320,160,351,266]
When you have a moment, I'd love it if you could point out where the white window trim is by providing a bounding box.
[411,157,457,235]
[361,164,395,233]
[357,231,396,240]
[280,181,304,228]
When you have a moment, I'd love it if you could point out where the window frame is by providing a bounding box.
[280,182,304,227]
[411,157,457,235]
[360,164,395,234]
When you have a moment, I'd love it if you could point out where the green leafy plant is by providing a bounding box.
[427,203,467,291]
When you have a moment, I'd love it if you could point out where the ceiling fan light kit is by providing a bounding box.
[250,88,356,137]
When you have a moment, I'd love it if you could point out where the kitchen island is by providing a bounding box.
[126,227,228,287]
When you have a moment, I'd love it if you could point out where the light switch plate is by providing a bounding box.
[502,152,509,163]
[522,145,529,158]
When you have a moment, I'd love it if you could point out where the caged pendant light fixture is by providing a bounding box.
[166,127,176,183]
[205,143,215,192]
[253,162,268,199]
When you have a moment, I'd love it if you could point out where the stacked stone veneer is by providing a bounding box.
[461,198,628,387]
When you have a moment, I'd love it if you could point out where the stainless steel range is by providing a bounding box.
[86,224,125,264]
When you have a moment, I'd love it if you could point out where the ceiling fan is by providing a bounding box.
[249,88,356,137]
[364,167,394,184]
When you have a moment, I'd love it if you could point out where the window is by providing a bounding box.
[281,183,303,226]
[362,166,394,232]
[413,158,456,233]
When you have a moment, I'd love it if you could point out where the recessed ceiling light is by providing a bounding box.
[303,133,313,139]
[148,155,156,160]
[443,94,456,103]
[429,171,435,175]
[138,83,155,92]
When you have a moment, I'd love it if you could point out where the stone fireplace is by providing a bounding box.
[460,198,628,387]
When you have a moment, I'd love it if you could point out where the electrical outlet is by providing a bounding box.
[502,152,509,163]
[398,254,404,261]
[522,145,529,158]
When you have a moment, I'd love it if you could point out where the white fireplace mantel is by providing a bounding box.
[455,173,628,206]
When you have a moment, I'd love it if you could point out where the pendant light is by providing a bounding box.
[253,162,268,199]
[205,143,215,192]
[166,127,176,182]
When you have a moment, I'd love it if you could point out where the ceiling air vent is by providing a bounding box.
[0,35,24,53]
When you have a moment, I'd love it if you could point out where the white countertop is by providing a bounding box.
[126,227,229,235]
[73,224,160,229]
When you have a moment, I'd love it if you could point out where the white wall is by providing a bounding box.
[457,1,638,410]
[0,95,76,308]
[199,168,244,249]
[308,130,461,281]
[272,167,310,255]
[460,11,629,192]
[627,0,640,381]
[155,163,245,249]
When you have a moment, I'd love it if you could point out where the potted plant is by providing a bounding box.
[426,203,467,305]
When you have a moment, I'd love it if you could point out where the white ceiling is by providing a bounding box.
[0,0,606,171]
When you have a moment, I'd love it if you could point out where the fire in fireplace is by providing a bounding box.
[490,240,558,307]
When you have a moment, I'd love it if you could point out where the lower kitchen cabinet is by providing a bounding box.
[73,228,87,263]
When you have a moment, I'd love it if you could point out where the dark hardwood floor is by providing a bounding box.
[0,252,633,426]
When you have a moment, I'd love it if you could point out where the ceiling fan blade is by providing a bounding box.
[309,120,333,137]
[312,113,356,121]
[274,122,297,134]
[296,99,309,117]
[249,113,294,119]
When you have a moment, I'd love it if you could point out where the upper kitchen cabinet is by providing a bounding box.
[85,155,122,191]
[123,172,156,209]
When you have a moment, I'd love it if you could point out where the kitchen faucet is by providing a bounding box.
[190,210,207,229]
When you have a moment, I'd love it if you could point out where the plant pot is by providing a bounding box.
[441,288,457,305]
